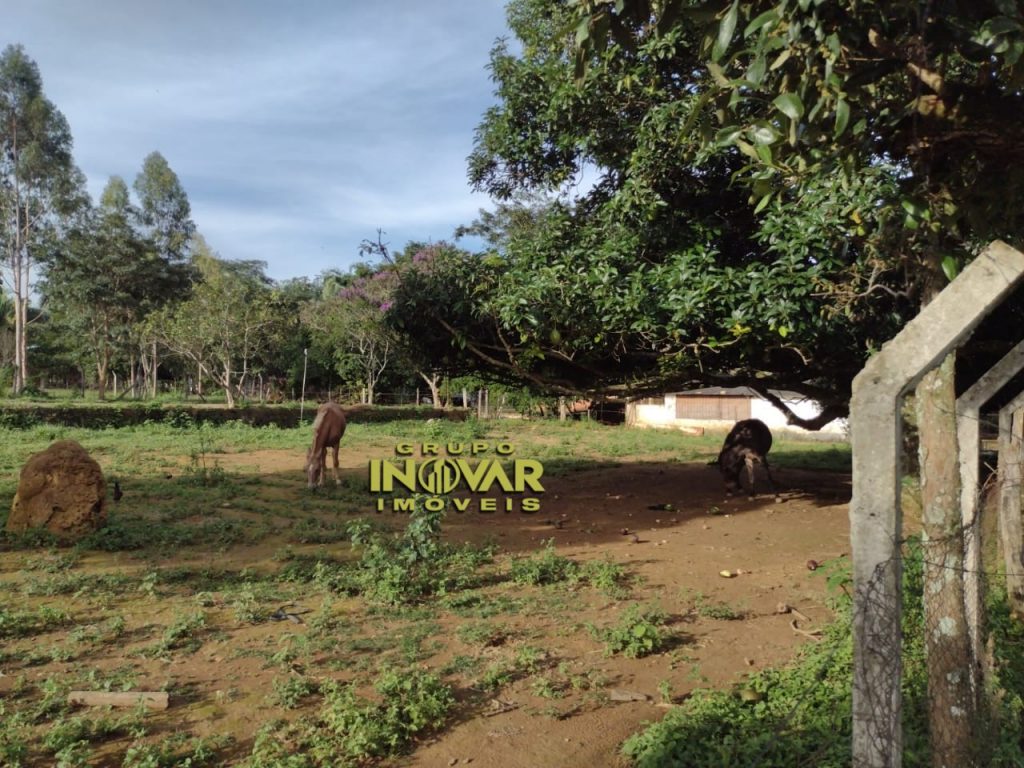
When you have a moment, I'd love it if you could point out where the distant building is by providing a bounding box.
[626,387,847,438]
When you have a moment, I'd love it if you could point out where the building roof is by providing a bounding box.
[675,387,811,401]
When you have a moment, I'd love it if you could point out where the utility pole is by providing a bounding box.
[300,348,309,423]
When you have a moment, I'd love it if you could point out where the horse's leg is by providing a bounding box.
[331,443,341,486]
[763,456,779,497]
[744,455,757,497]
[318,448,327,487]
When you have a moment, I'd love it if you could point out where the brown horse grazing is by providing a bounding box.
[717,418,778,497]
[306,402,347,489]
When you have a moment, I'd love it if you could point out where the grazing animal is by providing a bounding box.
[717,419,778,497]
[306,402,347,489]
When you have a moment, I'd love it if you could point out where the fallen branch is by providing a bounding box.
[790,619,823,641]
[68,691,169,710]
[482,699,519,717]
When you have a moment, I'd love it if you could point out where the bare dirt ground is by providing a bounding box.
[211,449,852,767]
[403,462,851,768]
[1,443,852,767]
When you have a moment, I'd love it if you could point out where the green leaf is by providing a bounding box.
[769,48,792,70]
[753,192,773,214]
[707,60,731,86]
[984,16,1022,36]
[712,0,739,62]
[746,55,766,85]
[900,198,928,218]
[715,126,743,145]
[834,99,850,137]
[744,10,780,38]
[575,16,592,47]
[772,93,804,121]
[748,122,780,145]
[941,255,960,281]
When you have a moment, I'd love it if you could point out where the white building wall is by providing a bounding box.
[628,392,848,438]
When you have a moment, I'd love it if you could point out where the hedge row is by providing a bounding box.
[0,403,468,430]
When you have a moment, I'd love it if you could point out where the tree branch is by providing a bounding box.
[752,387,848,430]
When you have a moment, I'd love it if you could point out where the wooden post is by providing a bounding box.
[299,348,308,423]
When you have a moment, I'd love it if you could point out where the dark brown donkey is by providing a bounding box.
[306,402,347,489]
[717,418,778,497]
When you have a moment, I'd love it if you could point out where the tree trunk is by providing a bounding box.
[150,341,158,398]
[417,371,441,407]
[916,352,977,768]
[12,294,23,393]
[222,362,235,408]
[19,295,27,389]
[96,348,109,400]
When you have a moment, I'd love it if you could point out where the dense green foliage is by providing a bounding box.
[385,0,1024,419]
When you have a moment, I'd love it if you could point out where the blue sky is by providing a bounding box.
[9,1,511,282]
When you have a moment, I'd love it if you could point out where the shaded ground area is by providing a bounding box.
[0,428,851,767]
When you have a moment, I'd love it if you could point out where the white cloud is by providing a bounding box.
[8,0,510,281]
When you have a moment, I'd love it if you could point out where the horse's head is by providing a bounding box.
[305,452,320,489]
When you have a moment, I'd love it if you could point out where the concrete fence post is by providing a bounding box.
[850,241,1024,767]
[998,391,1024,614]
[955,339,1024,681]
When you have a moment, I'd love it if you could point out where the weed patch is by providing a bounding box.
[509,539,578,586]
[249,667,453,766]
[589,603,671,658]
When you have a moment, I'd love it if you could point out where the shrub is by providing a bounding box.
[509,539,579,586]
[589,603,669,658]
[346,497,492,605]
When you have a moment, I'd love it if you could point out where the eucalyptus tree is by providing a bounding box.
[0,44,83,393]
[41,177,147,398]
[132,151,196,396]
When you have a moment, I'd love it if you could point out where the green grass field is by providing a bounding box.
[0,417,893,768]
